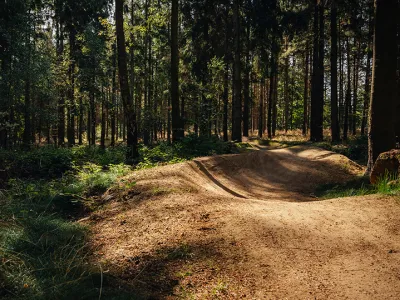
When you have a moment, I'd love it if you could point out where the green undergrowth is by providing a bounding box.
[0,162,132,299]
[0,134,238,299]
[315,173,400,200]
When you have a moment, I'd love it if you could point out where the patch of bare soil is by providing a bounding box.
[84,146,400,299]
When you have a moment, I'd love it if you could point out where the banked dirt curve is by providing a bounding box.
[86,146,400,299]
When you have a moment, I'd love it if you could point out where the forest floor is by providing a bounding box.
[83,145,400,299]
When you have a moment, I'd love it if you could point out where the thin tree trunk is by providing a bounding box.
[23,78,31,149]
[223,62,229,141]
[101,87,106,149]
[258,78,263,138]
[352,40,361,136]
[111,43,117,146]
[171,0,183,141]
[90,90,96,146]
[343,37,351,141]
[78,96,83,145]
[310,0,324,142]
[272,71,278,137]
[56,18,65,147]
[243,18,250,137]
[67,30,76,146]
[284,37,289,133]
[361,5,373,136]
[330,0,340,142]
[303,43,309,135]
[116,0,138,161]
[232,0,242,142]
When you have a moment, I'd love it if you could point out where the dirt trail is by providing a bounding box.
[86,146,400,299]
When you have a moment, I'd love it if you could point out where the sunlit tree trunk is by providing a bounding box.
[343,37,351,141]
[361,5,373,136]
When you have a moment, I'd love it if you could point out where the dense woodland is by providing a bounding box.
[1,0,399,168]
[1,0,400,298]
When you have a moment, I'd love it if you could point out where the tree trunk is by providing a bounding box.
[338,20,344,129]
[303,42,309,136]
[171,0,183,141]
[116,0,138,162]
[361,5,373,136]
[367,0,398,173]
[67,30,76,146]
[272,71,278,137]
[90,90,96,146]
[232,0,242,142]
[310,0,324,142]
[284,38,289,133]
[223,62,229,141]
[343,37,351,141]
[258,78,263,138]
[396,2,400,144]
[111,43,117,147]
[143,0,150,145]
[101,87,106,149]
[352,40,360,136]
[330,0,340,142]
[23,77,31,149]
[243,19,250,137]
[78,96,83,145]
[267,73,274,139]
[56,18,65,147]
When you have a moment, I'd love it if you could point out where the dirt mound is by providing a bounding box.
[85,146,400,299]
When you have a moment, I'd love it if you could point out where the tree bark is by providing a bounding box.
[111,43,117,147]
[352,40,361,136]
[56,17,65,147]
[78,96,83,145]
[330,0,340,142]
[284,38,289,133]
[116,0,138,161]
[367,0,398,173]
[232,0,242,142]
[101,87,106,149]
[67,30,76,146]
[171,0,183,141]
[223,62,229,141]
[310,0,324,142]
[361,5,373,136]
[243,18,250,137]
[303,42,309,136]
[343,37,351,141]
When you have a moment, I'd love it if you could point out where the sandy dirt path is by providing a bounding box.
[86,146,400,299]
